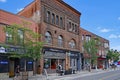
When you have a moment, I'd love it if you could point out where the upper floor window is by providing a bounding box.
[6,32,12,43]
[104,42,109,48]
[17,29,24,44]
[45,31,52,44]
[82,35,84,41]
[52,13,55,24]
[68,22,72,31]
[46,11,50,23]
[60,17,63,28]
[69,39,76,48]
[58,35,63,47]
[85,35,91,42]
[56,15,59,25]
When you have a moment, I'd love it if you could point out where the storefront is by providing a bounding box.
[69,51,82,71]
[43,47,66,73]
[0,46,33,78]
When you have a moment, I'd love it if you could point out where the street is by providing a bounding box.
[73,70,120,80]
[53,69,120,80]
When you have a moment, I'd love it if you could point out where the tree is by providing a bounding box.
[106,49,120,63]
[83,38,99,70]
[2,21,43,75]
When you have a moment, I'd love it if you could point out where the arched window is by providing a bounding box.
[58,35,63,47]
[69,39,76,48]
[45,31,52,44]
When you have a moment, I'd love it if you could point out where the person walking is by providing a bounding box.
[14,65,21,80]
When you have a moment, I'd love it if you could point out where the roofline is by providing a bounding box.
[58,0,81,15]
[80,27,109,42]
[17,0,35,14]
[0,9,36,23]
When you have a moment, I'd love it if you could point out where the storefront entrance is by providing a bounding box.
[44,59,65,73]
[9,58,20,77]
[43,47,66,73]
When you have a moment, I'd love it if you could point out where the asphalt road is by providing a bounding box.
[73,70,120,80]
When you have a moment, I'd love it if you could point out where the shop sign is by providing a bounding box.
[44,51,65,59]
[0,61,8,64]
[0,46,24,54]
[0,47,6,53]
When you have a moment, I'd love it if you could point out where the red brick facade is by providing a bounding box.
[0,0,109,76]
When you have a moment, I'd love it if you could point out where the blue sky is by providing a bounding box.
[0,0,120,51]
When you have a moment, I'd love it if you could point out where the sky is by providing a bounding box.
[0,0,120,51]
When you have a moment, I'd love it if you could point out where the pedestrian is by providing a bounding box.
[15,65,20,77]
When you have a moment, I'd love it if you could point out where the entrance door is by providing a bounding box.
[71,59,77,70]
[9,58,20,77]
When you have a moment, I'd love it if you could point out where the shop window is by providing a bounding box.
[44,59,50,69]
[58,35,63,47]
[45,31,52,44]
[0,56,9,73]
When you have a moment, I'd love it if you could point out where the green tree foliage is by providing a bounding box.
[3,21,43,74]
[83,38,99,66]
[106,49,120,62]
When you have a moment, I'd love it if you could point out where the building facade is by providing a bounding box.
[0,9,38,77]
[0,0,109,78]
[79,28,109,69]
[18,0,83,73]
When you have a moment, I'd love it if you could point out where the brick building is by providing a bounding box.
[79,28,109,69]
[0,9,38,77]
[0,0,109,78]
[18,0,83,74]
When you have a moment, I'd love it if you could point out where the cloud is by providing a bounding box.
[109,34,120,39]
[17,8,24,12]
[111,46,120,51]
[118,17,120,20]
[0,0,6,2]
[100,28,111,33]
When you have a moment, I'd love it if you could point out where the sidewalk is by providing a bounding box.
[28,69,107,80]
[1,69,116,80]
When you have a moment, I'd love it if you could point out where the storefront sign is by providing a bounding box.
[0,46,24,54]
[0,47,6,53]
[0,61,8,64]
[44,51,66,59]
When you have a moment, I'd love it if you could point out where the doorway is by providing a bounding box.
[9,58,20,77]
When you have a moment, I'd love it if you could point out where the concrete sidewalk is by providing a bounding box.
[1,69,115,80]
[28,69,107,80]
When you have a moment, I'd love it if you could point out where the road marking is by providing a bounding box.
[99,73,120,80]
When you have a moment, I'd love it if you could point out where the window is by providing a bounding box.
[60,17,63,28]
[58,35,63,47]
[85,35,91,42]
[52,13,55,24]
[82,35,84,41]
[74,25,77,32]
[45,31,52,44]
[46,11,50,23]
[72,23,74,32]
[69,39,76,48]
[56,15,59,25]
[68,22,72,31]
[17,30,24,44]
[6,32,13,43]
